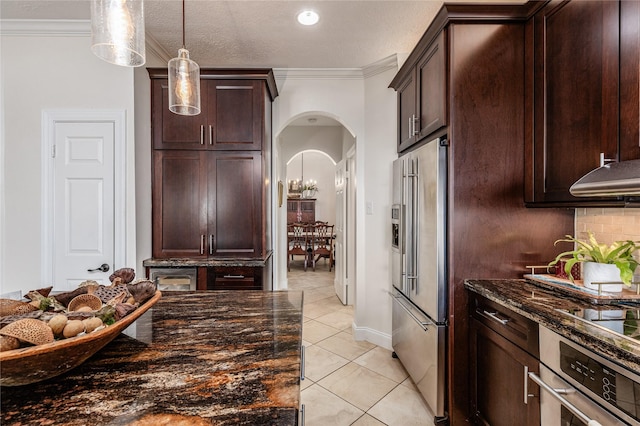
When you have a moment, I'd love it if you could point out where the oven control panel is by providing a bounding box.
[560,342,640,422]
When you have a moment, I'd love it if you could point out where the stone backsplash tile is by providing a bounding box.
[576,208,640,279]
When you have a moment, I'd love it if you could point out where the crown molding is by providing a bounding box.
[145,32,171,63]
[362,55,398,78]
[274,54,398,81]
[0,19,90,36]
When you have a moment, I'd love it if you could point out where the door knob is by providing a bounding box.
[87,263,110,273]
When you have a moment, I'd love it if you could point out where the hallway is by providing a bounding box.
[288,265,433,425]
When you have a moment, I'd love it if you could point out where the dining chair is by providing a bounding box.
[312,223,334,271]
[288,223,312,271]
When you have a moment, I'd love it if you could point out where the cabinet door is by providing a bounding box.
[470,318,540,426]
[209,80,263,150]
[620,0,640,162]
[416,32,447,142]
[397,69,417,152]
[152,151,208,258]
[527,0,621,203]
[151,79,207,150]
[208,151,262,256]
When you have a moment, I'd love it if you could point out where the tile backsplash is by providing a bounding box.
[575,208,640,243]
[576,208,640,280]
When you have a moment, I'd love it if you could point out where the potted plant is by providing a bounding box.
[549,231,639,292]
[302,180,318,198]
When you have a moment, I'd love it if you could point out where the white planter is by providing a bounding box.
[582,262,623,293]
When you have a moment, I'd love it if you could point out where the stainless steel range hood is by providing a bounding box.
[569,159,640,197]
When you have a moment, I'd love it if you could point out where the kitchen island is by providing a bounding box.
[0,290,303,425]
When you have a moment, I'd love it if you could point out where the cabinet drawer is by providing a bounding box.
[207,266,262,290]
[471,294,538,357]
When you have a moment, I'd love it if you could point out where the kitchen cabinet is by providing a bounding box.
[286,198,315,224]
[207,266,263,290]
[148,68,277,264]
[151,78,264,151]
[152,150,262,258]
[525,0,640,205]
[469,294,540,426]
[390,3,575,423]
[395,32,446,152]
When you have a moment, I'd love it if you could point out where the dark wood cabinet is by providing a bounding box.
[153,150,262,258]
[149,68,277,264]
[469,294,540,426]
[207,266,263,290]
[152,79,263,151]
[286,198,315,224]
[525,0,640,205]
[395,32,446,152]
[390,4,576,423]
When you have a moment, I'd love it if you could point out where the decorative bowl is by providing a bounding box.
[0,290,161,386]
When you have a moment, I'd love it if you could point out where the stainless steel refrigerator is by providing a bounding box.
[391,137,447,422]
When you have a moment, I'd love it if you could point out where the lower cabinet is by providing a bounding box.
[207,266,263,290]
[469,294,540,426]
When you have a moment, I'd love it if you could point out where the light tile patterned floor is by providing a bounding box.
[287,263,434,426]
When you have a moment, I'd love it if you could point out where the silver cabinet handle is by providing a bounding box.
[523,366,535,404]
[528,372,602,426]
[222,275,245,279]
[599,152,616,167]
[209,125,213,145]
[412,114,419,136]
[300,345,305,380]
[200,235,205,255]
[409,116,413,139]
[209,234,214,255]
[200,125,204,145]
[482,310,509,325]
[300,403,305,426]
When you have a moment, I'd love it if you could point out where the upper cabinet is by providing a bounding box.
[525,0,640,205]
[393,32,447,152]
[148,68,278,259]
[150,69,278,151]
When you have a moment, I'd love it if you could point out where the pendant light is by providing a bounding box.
[168,0,201,116]
[90,0,146,67]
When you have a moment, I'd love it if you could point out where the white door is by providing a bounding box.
[44,112,124,290]
[334,159,347,304]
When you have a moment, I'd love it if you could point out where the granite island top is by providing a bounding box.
[465,279,640,373]
[1,290,303,426]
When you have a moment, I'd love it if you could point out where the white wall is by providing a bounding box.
[286,151,337,225]
[1,21,137,294]
[273,59,398,348]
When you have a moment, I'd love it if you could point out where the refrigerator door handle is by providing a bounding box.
[389,291,434,330]
[409,158,419,292]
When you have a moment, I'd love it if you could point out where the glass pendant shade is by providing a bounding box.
[168,48,201,116]
[90,0,146,67]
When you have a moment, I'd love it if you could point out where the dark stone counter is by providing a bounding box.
[465,279,640,373]
[143,252,273,268]
[1,290,303,425]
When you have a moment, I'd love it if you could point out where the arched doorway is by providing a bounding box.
[274,112,355,305]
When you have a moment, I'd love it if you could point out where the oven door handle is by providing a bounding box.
[528,372,603,426]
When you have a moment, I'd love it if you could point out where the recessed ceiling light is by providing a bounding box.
[297,10,319,26]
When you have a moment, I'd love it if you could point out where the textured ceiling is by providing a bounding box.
[1,0,522,69]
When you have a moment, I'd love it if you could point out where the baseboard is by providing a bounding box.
[352,322,392,351]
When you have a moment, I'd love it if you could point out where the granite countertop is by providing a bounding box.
[143,252,272,268]
[465,279,640,373]
[1,290,303,426]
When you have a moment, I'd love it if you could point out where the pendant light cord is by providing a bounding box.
[181,0,186,49]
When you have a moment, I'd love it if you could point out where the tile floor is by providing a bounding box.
[287,262,434,425]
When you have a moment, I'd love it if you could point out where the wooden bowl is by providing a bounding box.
[0,290,161,386]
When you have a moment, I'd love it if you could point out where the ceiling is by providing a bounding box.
[1,0,521,69]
